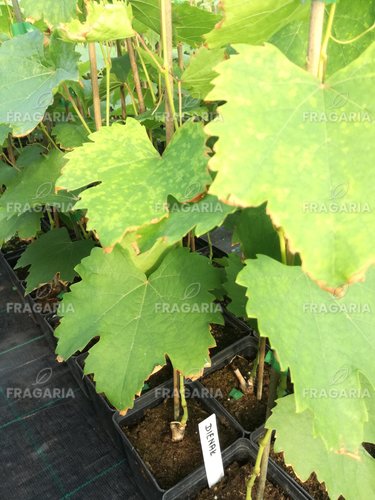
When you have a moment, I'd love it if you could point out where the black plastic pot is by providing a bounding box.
[66,352,90,399]
[163,437,308,500]
[83,366,122,449]
[113,381,244,500]
[196,334,269,435]
[205,331,258,380]
[250,426,313,500]
[1,250,58,348]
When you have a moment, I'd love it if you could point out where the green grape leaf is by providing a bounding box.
[59,1,135,42]
[0,31,79,136]
[271,0,375,77]
[221,253,247,317]
[0,212,42,246]
[21,0,78,27]
[0,5,12,38]
[130,0,221,45]
[172,3,221,46]
[204,0,309,48]
[129,0,160,33]
[56,119,211,250]
[0,124,11,146]
[137,194,236,253]
[119,232,173,274]
[237,255,375,450]
[229,204,281,261]
[0,150,77,219]
[111,54,131,83]
[15,227,95,293]
[182,47,227,100]
[207,43,375,287]
[98,56,131,100]
[55,246,223,410]
[0,160,17,186]
[51,122,90,150]
[267,395,375,500]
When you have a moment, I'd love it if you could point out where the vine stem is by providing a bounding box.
[177,43,184,70]
[135,39,157,104]
[11,0,22,22]
[161,0,178,142]
[207,232,213,261]
[173,368,180,420]
[126,38,145,113]
[318,3,337,81]
[116,41,127,120]
[331,22,375,45]
[306,0,326,77]
[277,228,287,265]
[179,373,188,428]
[256,337,266,400]
[101,42,112,127]
[6,134,16,166]
[62,84,92,134]
[39,123,59,151]
[88,42,102,130]
[245,429,272,500]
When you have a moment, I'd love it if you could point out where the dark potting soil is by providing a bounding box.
[269,447,329,499]
[123,398,240,489]
[363,442,375,457]
[210,322,248,354]
[196,461,290,500]
[145,361,173,389]
[202,357,270,431]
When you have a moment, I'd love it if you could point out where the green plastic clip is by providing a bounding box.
[264,350,282,373]
[229,388,244,400]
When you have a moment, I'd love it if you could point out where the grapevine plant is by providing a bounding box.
[0,0,374,498]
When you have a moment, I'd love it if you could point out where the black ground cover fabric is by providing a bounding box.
[0,259,142,500]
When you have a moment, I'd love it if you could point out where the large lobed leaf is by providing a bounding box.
[129,0,220,45]
[15,228,95,293]
[238,256,375,451]
[204,0,309,48]
[21,0,78,27]
[267,395,375,500]
[57,119,212,249]
[206,43,375,287]
[59,0,135,42]
[0,212,42,246]
[182,47,227,100]
[55,247,223,410]
[0,149,76,219]
[0,31,79,136]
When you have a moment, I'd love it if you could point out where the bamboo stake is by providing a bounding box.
[306,0,326,77]
[88,42,102,130]
[126,38,145,113]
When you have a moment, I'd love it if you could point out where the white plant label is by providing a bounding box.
[198,413,225,488]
